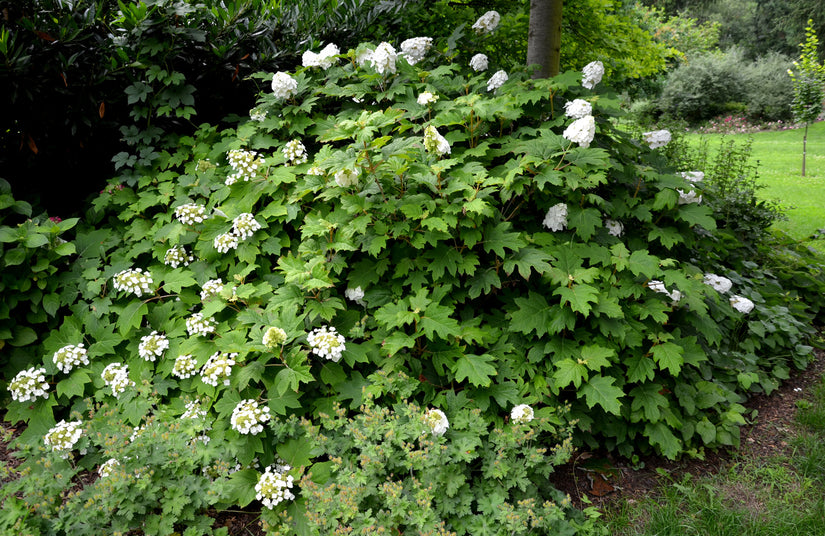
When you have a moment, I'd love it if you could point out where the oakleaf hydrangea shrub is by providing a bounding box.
[3,18,825,535]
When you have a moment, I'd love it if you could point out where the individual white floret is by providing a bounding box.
[510,404,534,424]
[472,10,500,34]
[563,115,596,148]
[564,99,592,119]
[214,232,240,253]
[470,53,488,72]
[334,168,360,188]
[703,273,733,293]
[255,464,295,509]
[186,313,216,337]
[98,458,120,478]
[163,246,194,268]
[262,327,287,349]
[112,268,154,297]
[44,420,83,457]
[201,351,237,387]
[52,344,89,374]
[400,37,433,65]
[425,408,449,436]
[605,219,624,237]
[487,70,508,92]
[730,295,755,313]
[138,331,169,362]
[232,213,262,240]
[542,203,568,232]
[307,325,346,362]
[172,354,199,379]
[643,129,671,149]
[230,399,272,435]
[424,125,451,156]
[370,42,397,75]
[174,203,207,225]
[271,71,298,100]
[8,367,49,403]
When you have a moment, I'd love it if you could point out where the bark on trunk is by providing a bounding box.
[802,122,808,177]
[526,0,563,78]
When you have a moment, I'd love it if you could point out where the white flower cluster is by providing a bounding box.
[730,295,755,313]
[680,171,705,183]
[563,115,596,148]
[703,273,733,293]
[370,42,397,75]
[271,71,298,100]
[472,10,500,34]
[282,139,308,165]
[564,99,592,119]
[226,149,262,185]
[214,232,240,253]
[172,354,199,379]
[98,458,120,478]
[113,268,154,297]
[174,203,207,225]
[400,37,432,65]
[605,219,624,237]
[44,420,83,457]
[302,43,339,69]
[201,279,224,301]
[470,53,488,72]
[510,404,534,424]
[53,344,89,374]
[307,166,324,176]
[186,313,216,336]
[487,70,508,92]
[182,399,207,419]
[201,351,237,386]
[425,408,449,436]
[345,286,365,304]
[334,168,360,188]
[417,91,438,106]
[543,203,568,232]
[648,280,682,304]
[582,61,604,90]
[230,399,272,435]
[138,331,169,362]
[250,108,267,122]
[233,212,262,240]
[307,325,346,362]
[256,464,295,509]
[263,326,287,349]
[643,129,671,149]
[101,363,133,398]
[424,125,451,156]
[9,367,49,403]
[163,245,194,268]
[677,188,702,205]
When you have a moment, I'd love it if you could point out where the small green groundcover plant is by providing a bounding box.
[2,10,824,535]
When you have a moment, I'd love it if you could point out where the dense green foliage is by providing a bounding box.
[2,8,825,535]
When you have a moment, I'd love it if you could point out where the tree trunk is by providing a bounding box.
[802,122,808,177]
[527,0,563,78]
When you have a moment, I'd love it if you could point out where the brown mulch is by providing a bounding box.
[2,349,823,534]
[552,347,825,509]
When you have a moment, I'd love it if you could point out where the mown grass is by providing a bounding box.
[685,120,825,251]
[603,375,825,536]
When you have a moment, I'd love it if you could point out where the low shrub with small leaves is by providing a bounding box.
[3,11,825,534]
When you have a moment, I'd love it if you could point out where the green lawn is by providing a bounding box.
[686,121,825,249]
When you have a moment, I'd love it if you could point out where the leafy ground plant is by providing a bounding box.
[2,11,825,535]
